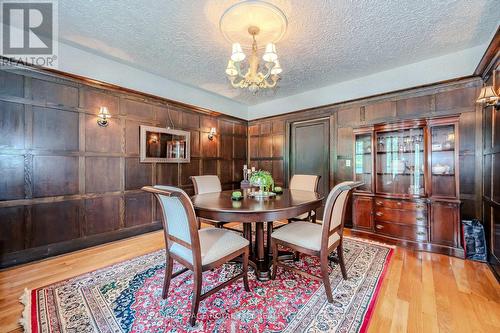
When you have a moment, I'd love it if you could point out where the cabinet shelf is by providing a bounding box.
[432,148,455,152]
[377,172,424,176]
[377,150,424,154]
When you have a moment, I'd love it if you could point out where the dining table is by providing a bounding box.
[191,188,323,281]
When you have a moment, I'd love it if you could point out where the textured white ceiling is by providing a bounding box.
[58,0,499,106]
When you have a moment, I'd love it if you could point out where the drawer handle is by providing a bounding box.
[397,202,402,206]
[376,201,383,206]
[416,205,425,209]
[375,224,384,230]
[375,212,383,216]
[416,231,426,236]
[416,217,425,222]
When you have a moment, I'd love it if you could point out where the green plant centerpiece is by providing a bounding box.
[250,170,274,195]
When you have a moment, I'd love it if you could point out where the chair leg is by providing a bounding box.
[320,253,334,303]
[271,241,278,280]
[162,256,173,299]
[242,248,250,292]
[338,243,348,280]
[311,210,317,224]
[190,269,202,326]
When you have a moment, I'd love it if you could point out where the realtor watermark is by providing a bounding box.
[1,0,58,67]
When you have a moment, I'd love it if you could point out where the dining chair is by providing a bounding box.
[190,175,226,228]
[142,185,250,326]
[271,181,362,303]
[288,174,321,224]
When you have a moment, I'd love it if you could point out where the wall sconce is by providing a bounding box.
[476,70,499,111]
[149,134,159,143]
[208,127,217,141]
[97,106,111,127]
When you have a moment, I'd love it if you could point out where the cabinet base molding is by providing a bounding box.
[488,253,500,282]
[348,228,464,258]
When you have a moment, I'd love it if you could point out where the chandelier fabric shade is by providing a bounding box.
[271,59,282,75]
[263,43,278,62]
[231,43,246,62]
[225,60,238,76]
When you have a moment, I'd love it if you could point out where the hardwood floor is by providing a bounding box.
[1,229,499,333]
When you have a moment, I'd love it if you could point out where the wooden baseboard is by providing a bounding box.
[0,223,162,269]
[348,227,465,258]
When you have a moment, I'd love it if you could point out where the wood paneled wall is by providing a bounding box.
[0,65,487,268]
[0,66,247,268]
[248,119,285,186]
[482,58,499,279]
[248,78,483,224]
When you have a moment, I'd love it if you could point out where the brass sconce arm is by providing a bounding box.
[208,127,217,141]
[97,106,111,127]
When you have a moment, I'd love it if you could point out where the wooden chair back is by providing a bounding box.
[190,175,222,195]
[321,181,362,251]
[142,185,201,268]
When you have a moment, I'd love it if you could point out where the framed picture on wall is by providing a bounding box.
[139,125,190,163]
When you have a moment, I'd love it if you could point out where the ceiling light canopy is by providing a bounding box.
[220,0,287,94]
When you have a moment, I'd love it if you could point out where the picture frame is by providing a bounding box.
[139,125,190,163]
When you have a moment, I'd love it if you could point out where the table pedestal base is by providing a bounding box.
[242,222,296,281]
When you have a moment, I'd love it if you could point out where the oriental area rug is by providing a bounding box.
[20,237,393,333]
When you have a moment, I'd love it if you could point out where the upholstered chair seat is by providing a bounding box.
[170,228,249,266]
[271,222,339,252]
[142,185,251,326]
[293,211,316,221]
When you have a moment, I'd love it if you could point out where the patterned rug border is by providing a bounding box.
[19,236,394,333]
[344,235,396,249]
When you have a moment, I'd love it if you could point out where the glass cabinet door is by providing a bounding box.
[430,124,457,198]
[375,128,425,196]
[354,133,373,192]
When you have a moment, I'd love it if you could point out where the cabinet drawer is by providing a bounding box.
[374,221,428,242]
[374,207,427,226]
[374,198,427,211]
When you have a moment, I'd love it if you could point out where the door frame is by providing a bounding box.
[284,116,334,190]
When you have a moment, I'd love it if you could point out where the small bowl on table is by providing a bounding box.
[231,191,244,201]
[273,186,283,195]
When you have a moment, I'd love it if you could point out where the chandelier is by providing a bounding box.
[219,1,287,94]
[225,26,281,93]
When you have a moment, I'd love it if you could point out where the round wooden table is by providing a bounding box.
[191,189,323,280]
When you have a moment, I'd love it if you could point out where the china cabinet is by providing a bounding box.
[352,116,463,257]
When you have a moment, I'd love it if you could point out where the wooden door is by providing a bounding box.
[289,118,330,202]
